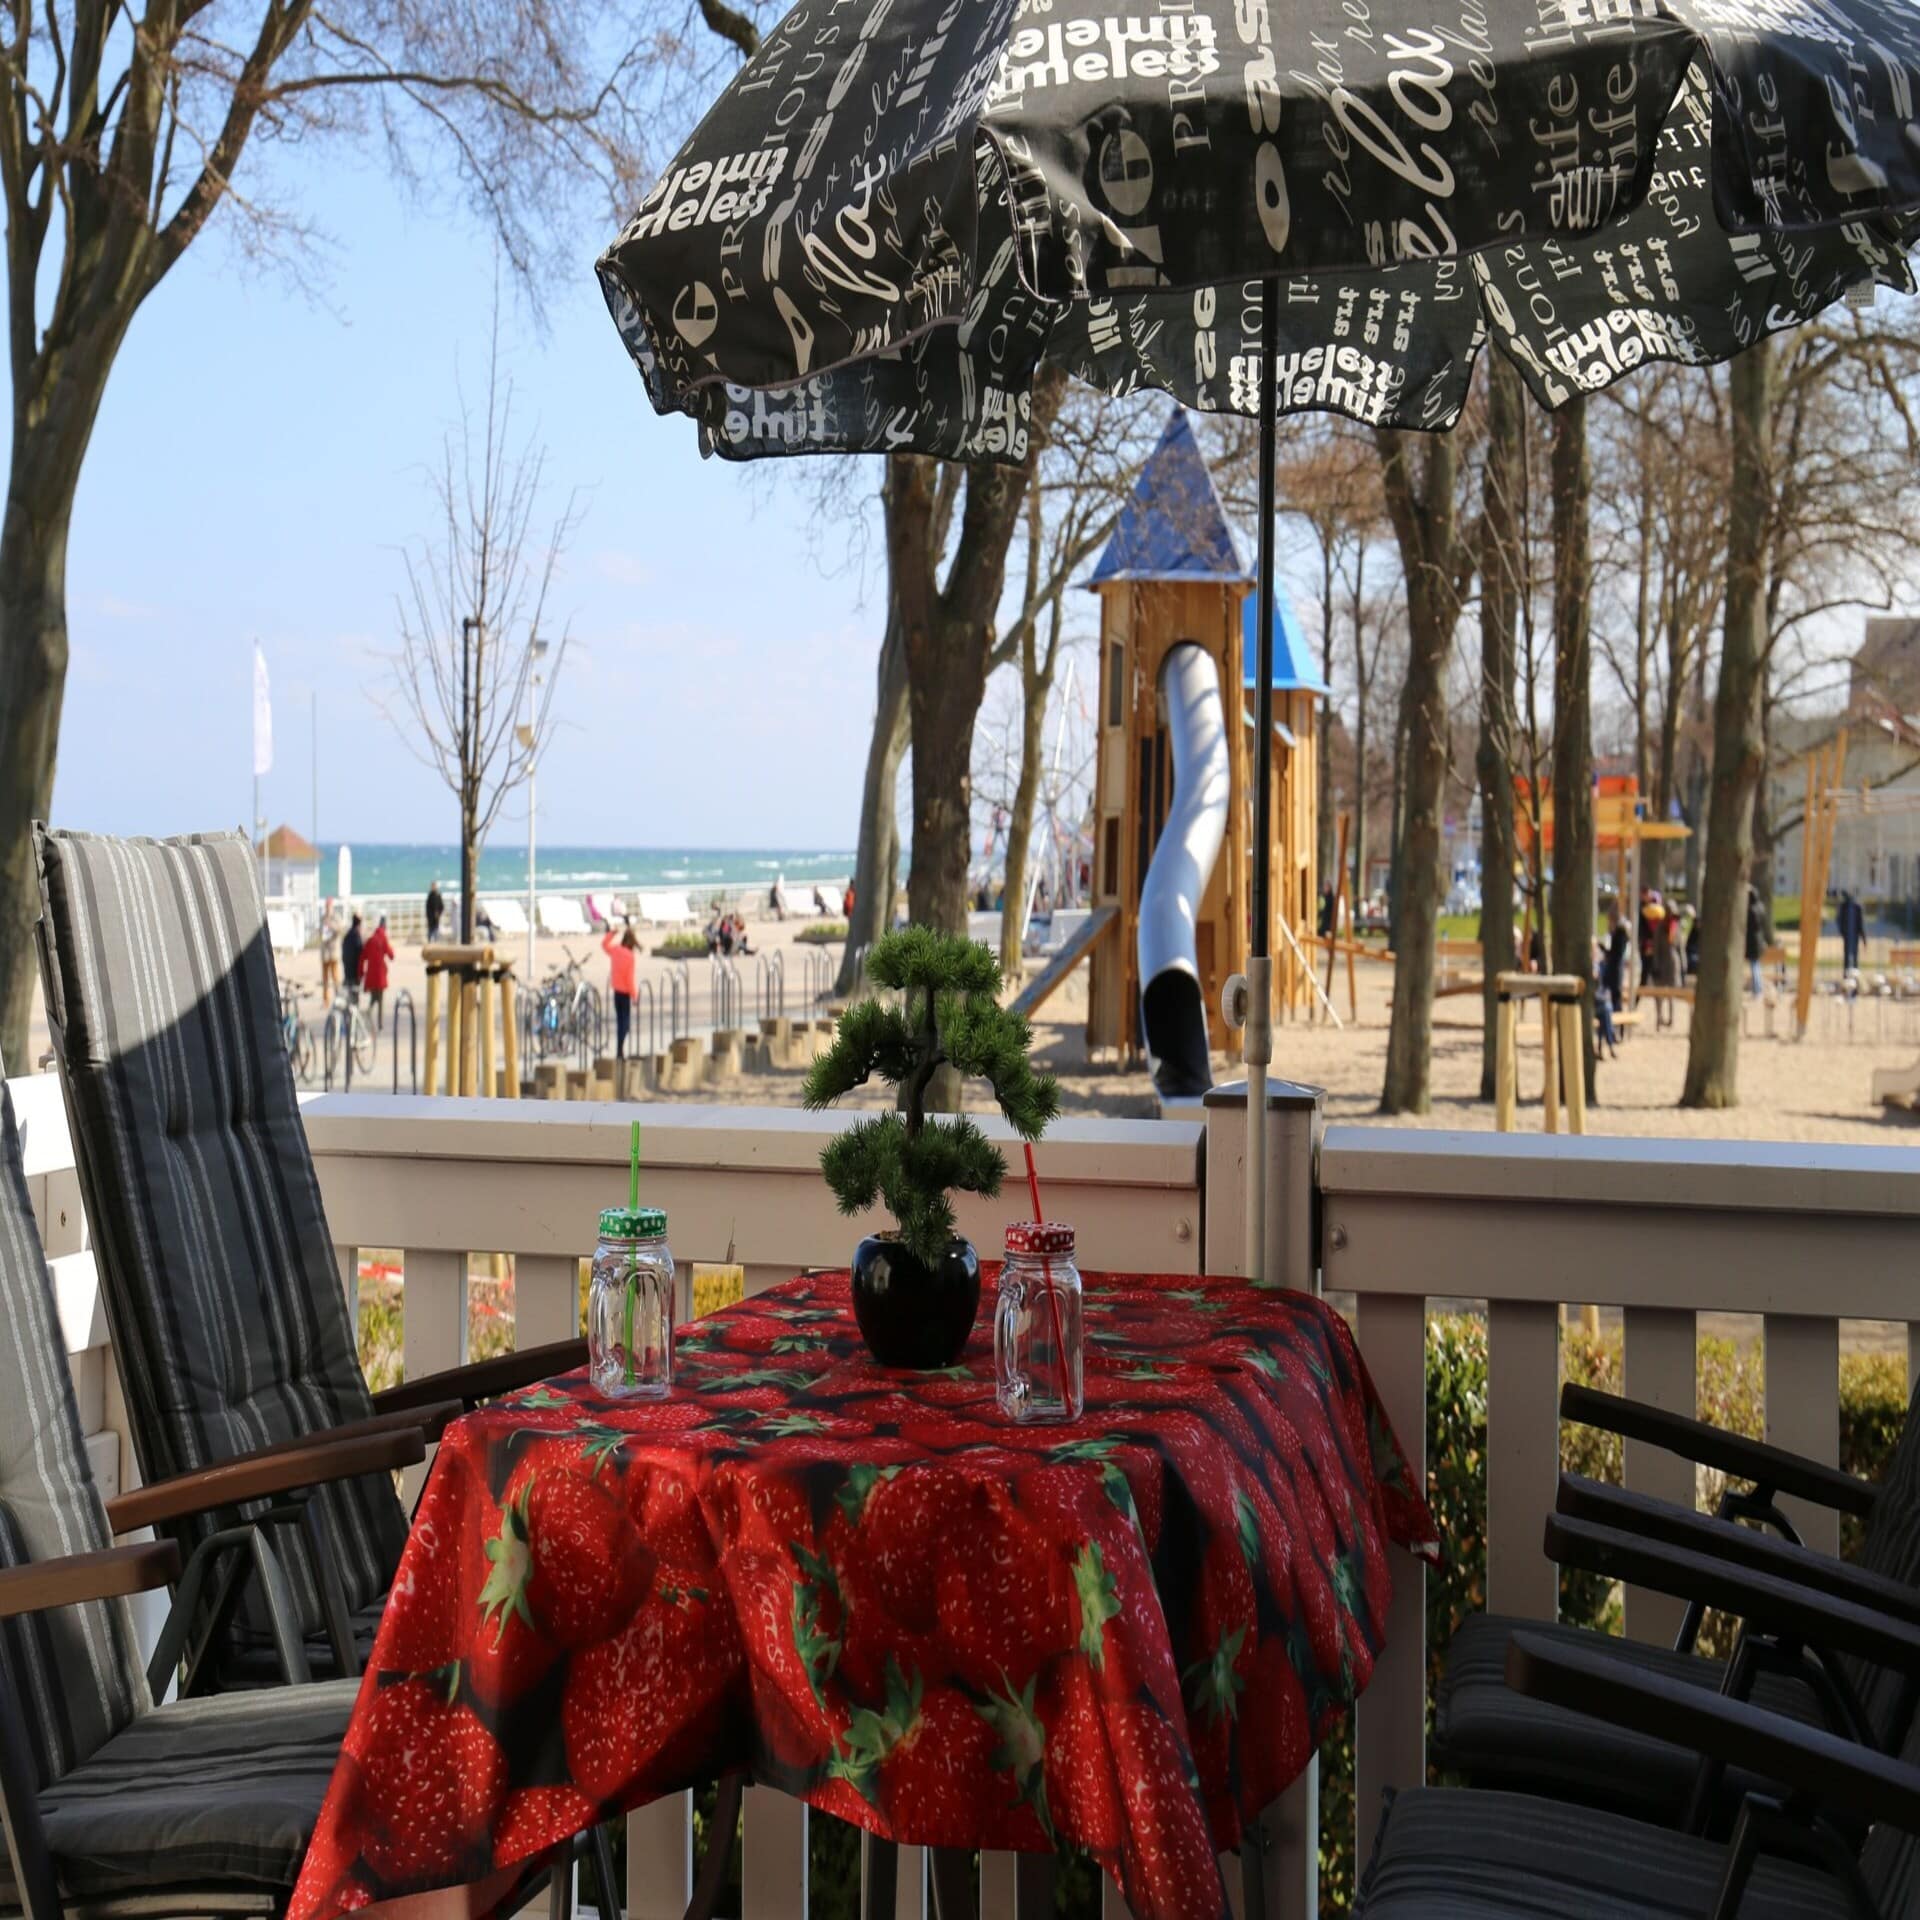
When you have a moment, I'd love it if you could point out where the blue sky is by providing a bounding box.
[54,143,888,852]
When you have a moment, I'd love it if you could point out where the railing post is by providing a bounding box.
[1201,1079,1324,1286]
[1202,1079,1323,1920]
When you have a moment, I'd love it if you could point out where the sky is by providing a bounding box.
[52,139,893,853]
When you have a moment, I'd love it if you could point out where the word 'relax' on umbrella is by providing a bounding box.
[599,0,1920,1303]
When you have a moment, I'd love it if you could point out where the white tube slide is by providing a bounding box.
[1139,643,1230,1099]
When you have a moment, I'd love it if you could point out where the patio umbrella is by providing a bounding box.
[598,0,1920,1279]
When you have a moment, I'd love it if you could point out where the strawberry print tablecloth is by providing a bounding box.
[292,1270,1437,1920]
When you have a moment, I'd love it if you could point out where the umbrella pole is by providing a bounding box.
[1246,279,1279,1286]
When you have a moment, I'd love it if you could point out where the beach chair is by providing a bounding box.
[30,828,586,1682]
[537,895,591,938]
[1433,1379,1920,1828]
[480,897,530,938]
[1359,1619,1920,1917]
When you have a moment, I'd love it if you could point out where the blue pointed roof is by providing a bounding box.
[1244,584,1330,698]
[1086,409,1249,586]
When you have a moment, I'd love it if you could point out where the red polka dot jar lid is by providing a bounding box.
[1005,1221,1075,1257]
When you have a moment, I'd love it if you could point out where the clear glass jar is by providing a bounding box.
[995,1223,1083,1424]
[588,1206,674,1397]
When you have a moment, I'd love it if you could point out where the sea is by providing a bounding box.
[314,844,856,901]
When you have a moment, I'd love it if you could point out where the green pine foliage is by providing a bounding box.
[803,929,1060,1268]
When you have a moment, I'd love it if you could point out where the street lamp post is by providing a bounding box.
[518,638,549,985]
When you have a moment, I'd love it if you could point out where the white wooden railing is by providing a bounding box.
[13,1064,1920,1920]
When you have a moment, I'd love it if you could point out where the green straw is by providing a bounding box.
[624,1120,642,1386]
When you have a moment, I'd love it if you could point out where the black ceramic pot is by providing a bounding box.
[849,1234,980,1369]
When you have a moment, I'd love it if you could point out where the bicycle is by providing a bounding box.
[531,949,600,1061]
[279,986,316,1083]
[323,984,378,1086]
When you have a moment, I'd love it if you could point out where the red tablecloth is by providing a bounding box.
[292,1270,1436,1920]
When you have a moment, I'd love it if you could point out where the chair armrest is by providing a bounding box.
[371,1338,586,1416]
[106,1425,426,1534]
[1560,1384,1877,1518]
[1557,1475,1920,1628]
[1506,1629,1920,1833]
[1545,1512,1920,1678]
[0,1540,182,1620]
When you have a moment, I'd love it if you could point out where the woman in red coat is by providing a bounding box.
[360,916,395,1031]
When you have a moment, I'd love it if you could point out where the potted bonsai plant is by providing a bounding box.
[803,928,1059,1368]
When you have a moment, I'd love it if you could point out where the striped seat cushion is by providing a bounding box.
[33,828,407,1647]
[1357,1787,1854,1918]
[4,1681,358,1905]
[1433,1613,1827,1822]
[0,1064,147,1791]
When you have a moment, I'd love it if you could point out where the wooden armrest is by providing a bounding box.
[371,1338,586,1416]
[1560,1384,1878,1517]
[106,1426,426,1534]
[1557,1475,1920,1627]
[1507,1629,1920,1833]
[1545,1513,1920,1677]
[238,1404,465,1455]
[0,1540,182,1620]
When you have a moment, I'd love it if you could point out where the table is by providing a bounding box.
[291,1270,1437,1920]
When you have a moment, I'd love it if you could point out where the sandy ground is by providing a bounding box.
[23,909,1920,1144]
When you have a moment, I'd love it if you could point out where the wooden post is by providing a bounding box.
[423,966,442,1096]
[479,964,496,1099]
[500,970,519,1098]
[1495,997,1518,1132]
[444,972,462,1097]
[459,975,479,1097]
[1540,993,1559,1134]
[1558,1000,1586,1135]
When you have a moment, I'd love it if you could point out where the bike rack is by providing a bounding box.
[669,962,692,1044]
[802,945,832,1009]
[711,955,745,1031]
[756,950,786,1024]
[391,990,418,1095]
[321,1002,353,1094]
[632,978,660,1060]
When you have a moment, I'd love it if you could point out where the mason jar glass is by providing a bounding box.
[588,1206,674,1397]
[995,1222,1083,1424]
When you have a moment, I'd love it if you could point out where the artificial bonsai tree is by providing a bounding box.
[803,928,1059,1366]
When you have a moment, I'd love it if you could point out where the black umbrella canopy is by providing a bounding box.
[598,0,1920,455]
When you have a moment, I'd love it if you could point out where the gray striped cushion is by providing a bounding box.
[1847,1380,1920,1746]
[1357,1787,1854,1917]
[8,1680,357,1904]
[33,828,406,1642]
[0,1065,146,1789]
[1432,1613,1826,1821]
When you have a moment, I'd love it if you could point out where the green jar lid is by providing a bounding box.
[599,1206,666,1240]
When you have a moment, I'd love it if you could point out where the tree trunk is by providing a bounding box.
[1682,344,1775,1109]
[1477,356,1523,1101]
[1549,397,1596,1103]
[0,382,101,1068]
[1377,433,1463,1116]
[998,652,1050,980]
[836,605,910,994]
[1349,545,1370,909]
[1749,676,1777,942]
[1653,584,1684,892]
[1317,531,1337,878]
[1386,698,1408,951]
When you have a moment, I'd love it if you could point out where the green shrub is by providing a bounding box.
[796,921,849,943]
[653,930,708,957]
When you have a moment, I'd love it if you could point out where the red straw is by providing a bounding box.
[1022,1142,1069,1374]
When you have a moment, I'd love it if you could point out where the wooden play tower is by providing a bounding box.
[1082,410,1324,1075]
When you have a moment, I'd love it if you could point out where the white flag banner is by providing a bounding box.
[252,644,273,779]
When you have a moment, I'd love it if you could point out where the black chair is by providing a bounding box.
[31,827,586,1681]
[1435,1381,1920,1829]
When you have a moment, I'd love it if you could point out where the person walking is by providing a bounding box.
[425,880,444,944]
[342,912,366,1001]
[1602,904,1631,1029]
[603,920,640,1059]
[1745,885,1768,997]
[360,915,394,1031]
[319,900,341,1004]
[1838,888,1866,975]
[1592,940,1621,1061]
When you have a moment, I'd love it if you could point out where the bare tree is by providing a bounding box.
[0,0,767,1062]
[1549,397,1597,1103]
[1376,430,1477,1115]
[383,314,578,942]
